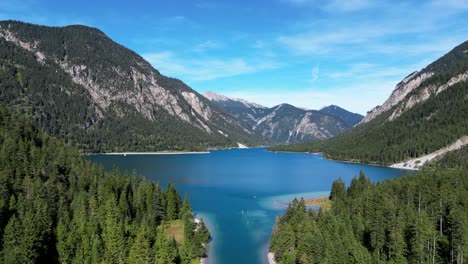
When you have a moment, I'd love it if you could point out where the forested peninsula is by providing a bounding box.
[0,107,210,263]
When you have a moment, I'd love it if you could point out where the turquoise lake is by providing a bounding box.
[87,148,410,264]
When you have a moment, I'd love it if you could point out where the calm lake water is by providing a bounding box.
[87,148,409,264]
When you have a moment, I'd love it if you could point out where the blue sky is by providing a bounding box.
[1,0,468,114]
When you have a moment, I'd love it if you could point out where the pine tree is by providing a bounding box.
[128,225,153,264]
[166,184,181,221]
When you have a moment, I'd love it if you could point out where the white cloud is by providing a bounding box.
[278,22,426,55]
[325,60,432,81]
[323,0,374,12]
[193,40,223,52]
[283,0,375,12]
[143,51,280,81]
[278,0,468,57]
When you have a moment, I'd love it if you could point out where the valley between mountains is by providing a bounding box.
[0,18,467,264]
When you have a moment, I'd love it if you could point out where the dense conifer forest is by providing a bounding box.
[430,145,468,170]
[270,170,468,263]
[0,107,210,263]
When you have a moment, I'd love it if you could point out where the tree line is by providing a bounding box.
[0,106,210,263]
[270,170,467,263]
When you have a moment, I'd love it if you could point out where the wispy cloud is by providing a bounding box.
[193,40,223,52]
[143,51,280,81]
[278,0,468,59]
[283,0,376,12]
[325,60,431,81]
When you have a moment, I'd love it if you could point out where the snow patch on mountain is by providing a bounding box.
[203,91,266,109]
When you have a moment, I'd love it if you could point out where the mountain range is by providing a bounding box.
[203,92,363,144]
[3,19,464,165]
[0,20,263,152]
[272,40,468,168]
[0,20,363,151]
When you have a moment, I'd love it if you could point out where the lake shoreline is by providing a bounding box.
[85,151,210,155]
[194,213,216,264]
[82,145,259,156]
[270,150,417,171]
[268,252,276,264]
[88,148,410,263]
[305,196,331,210]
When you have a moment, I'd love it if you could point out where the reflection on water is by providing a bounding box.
[87,148,410,264]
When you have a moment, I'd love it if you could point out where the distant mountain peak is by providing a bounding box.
[203,91,267,109]
[205,91,359,144]
[319,105,364,127]
[320,104,339,111]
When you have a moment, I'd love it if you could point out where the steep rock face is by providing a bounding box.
[360,71,433,124]
[388,70,468,121]
[361,40,468,125]
[252,104,348,144]
[0,21,261,151]
[204,91,350,145]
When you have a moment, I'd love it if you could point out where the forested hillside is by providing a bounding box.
[429,145,468,170]
[270,170,468,263]
[0,107,210,263]
[270,41,468,166]
[0,20,261,152]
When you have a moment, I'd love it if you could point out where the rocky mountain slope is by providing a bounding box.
[0,20,262,152]
[361,41,468,125]
[319,105,363,127]
[204,92,354,144]
[271,40,468,166]
[203,91,269,128]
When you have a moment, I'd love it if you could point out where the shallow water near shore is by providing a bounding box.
[87,148,409,264]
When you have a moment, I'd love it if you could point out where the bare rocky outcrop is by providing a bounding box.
[360,71,433,124]
[0,27,47,64]
[205,92,352,144]
[389,71,468,121]
[252,105,347,144]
